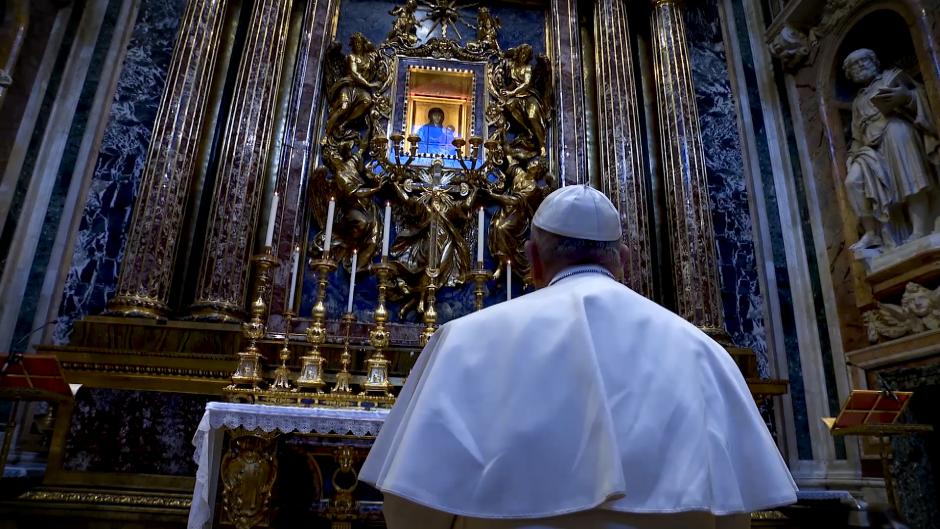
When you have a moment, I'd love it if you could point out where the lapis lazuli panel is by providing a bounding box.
[55,0,185,343]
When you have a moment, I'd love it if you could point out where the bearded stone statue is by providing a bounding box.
[842,48,940,254]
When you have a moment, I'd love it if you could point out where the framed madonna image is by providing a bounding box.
[391,57,487,166]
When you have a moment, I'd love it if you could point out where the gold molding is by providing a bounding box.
[17,488,191,509]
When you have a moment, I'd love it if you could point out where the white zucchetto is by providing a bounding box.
[532,184,622,242]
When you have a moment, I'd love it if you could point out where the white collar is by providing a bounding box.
[548,264,615,286]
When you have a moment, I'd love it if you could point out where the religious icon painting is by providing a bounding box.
[391,57,487,167]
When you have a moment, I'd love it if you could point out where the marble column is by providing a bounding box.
[549,0,588,186]
[593,0,653,298]
[266,0,340,333]
[190,0,293,322]
[650,0,726,337]
[109,0,228,318]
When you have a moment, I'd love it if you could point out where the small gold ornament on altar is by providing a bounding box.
[334,313,356,394]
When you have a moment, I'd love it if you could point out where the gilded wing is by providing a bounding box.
[323,41,346,102]
[533,54,553,122]
[308,166,337,236]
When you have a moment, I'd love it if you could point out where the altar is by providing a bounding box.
[189,402,389,529]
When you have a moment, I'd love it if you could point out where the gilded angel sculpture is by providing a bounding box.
[323,33,384,149]
[498,44,553,158]
[309,143,382,268]
[486,152,555,279]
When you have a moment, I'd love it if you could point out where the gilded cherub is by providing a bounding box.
[475,7,500,49]
[387,0,418,47]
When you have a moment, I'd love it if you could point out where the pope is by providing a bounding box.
[360,185,797,528]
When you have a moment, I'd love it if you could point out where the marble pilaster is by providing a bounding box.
[593,0,653,298]
[190,0,294,322]
[549,0,588,186]
[266,0,340,332]
[650,0,726,336]
[108,0,228,318]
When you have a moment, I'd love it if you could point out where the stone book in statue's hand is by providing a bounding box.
[871,84,911,115]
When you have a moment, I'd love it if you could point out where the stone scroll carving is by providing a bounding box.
[863,282,940,343]
[842,49,940,257]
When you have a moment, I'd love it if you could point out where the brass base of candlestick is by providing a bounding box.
[361,354,392,395]
[231,350,263,387]
[295,352,326,392]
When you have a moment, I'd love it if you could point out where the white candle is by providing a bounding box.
[347,250,358,313]
[264,193,279,247]
[506,260,512,301]
[382,202,392,257]
[287,246,299,307]
[477,207,485,264]
[323,197,335,256]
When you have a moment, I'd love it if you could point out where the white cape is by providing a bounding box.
[360,271,797,519]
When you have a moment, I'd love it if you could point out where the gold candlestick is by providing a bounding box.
[469,264,490,311]
[419,268,440,347]
[333,312,356,394]
[363,261,393,395]
[297,258,336,391]
[271,311,294,391]
[231,248,278,386]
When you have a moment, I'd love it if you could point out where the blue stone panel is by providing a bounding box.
[55,0,186,343]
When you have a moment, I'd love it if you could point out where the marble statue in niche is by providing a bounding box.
[842,48,940,255]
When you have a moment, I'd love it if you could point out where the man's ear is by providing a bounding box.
[618,243,629,283]
[525,240,544,288]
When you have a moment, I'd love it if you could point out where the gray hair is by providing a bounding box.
[843,48,879,72]
[532,227,620,268]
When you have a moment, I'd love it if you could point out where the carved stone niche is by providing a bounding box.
[769,1,940,354]
[831,12,940,299]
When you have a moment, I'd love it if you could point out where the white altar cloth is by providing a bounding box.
[188,402,389,529]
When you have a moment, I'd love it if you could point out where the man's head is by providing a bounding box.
[843,48,880,84]
[428,107,445,125]
[525,185,628,288]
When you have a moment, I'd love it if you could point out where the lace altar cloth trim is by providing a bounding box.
[189,402,389,529]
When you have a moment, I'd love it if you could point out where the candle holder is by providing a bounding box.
[451,137,467,158]
[469,264,490,312]
[297,258,336,392]
[362,260,393,395]
[419,268,440,347]
[270,311,294,391]
[333,313,356,394]
[230,248,278,386]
